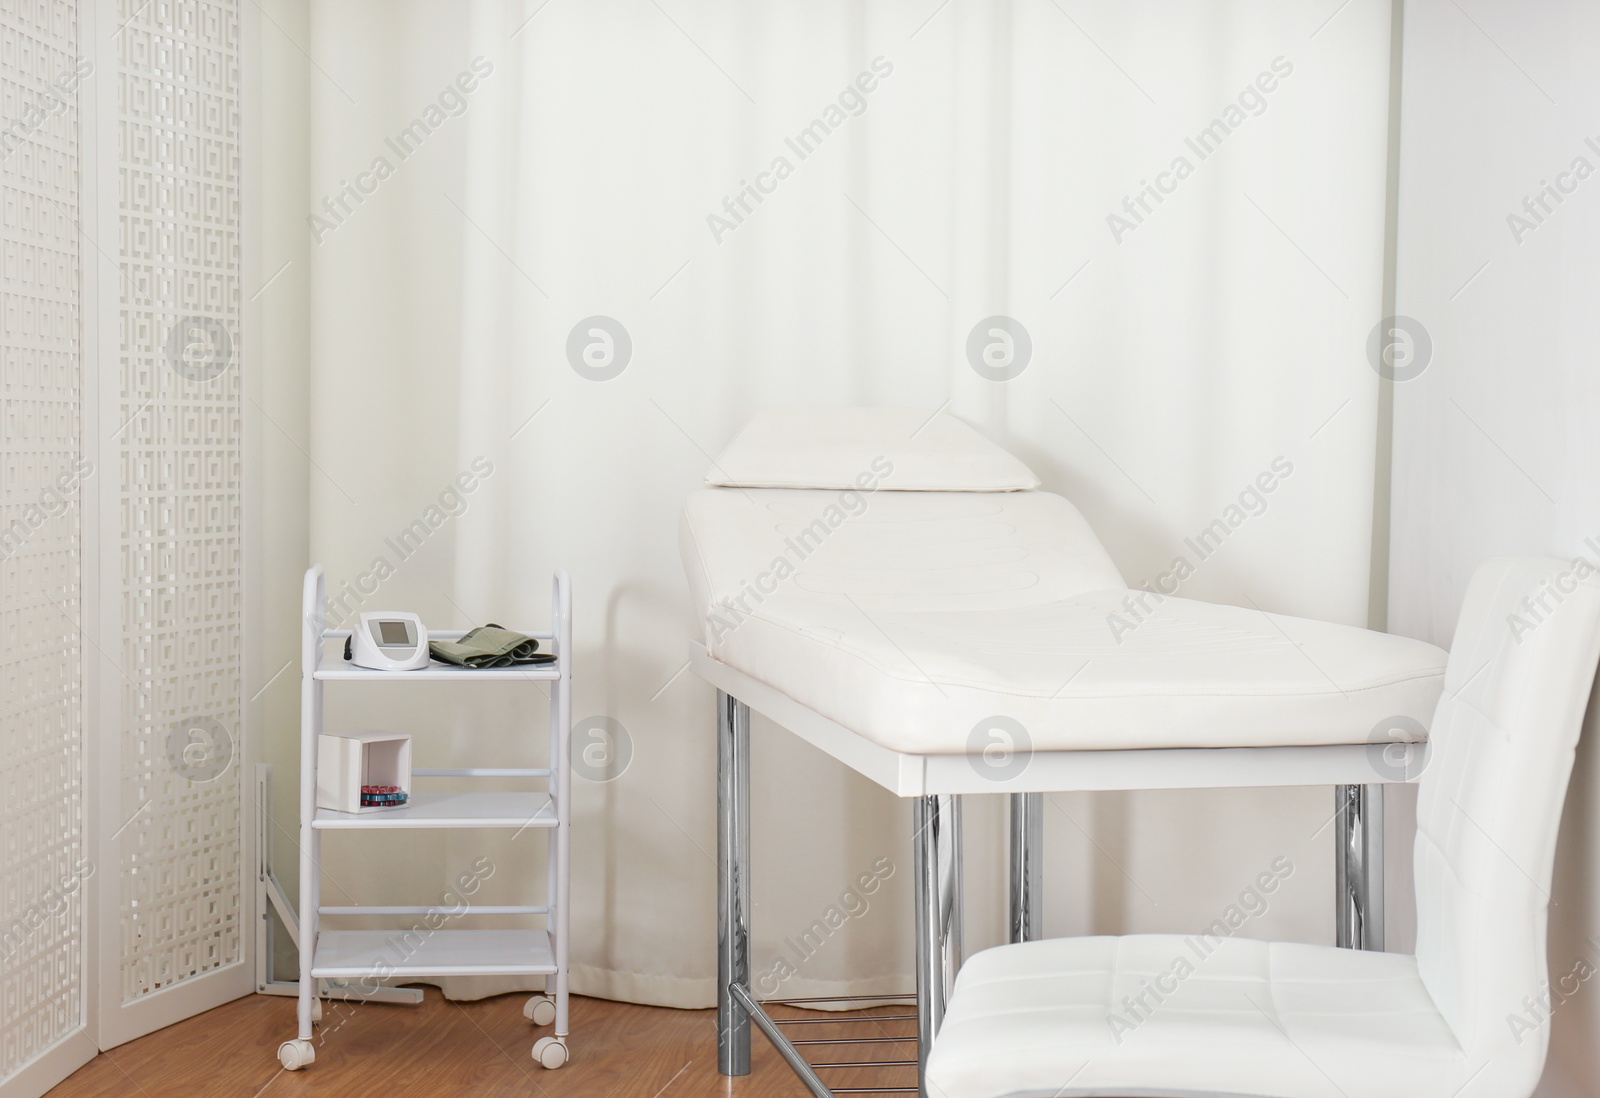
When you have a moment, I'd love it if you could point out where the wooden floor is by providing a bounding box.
[46,991,919,1097]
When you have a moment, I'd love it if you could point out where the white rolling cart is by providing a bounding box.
[277,565,573,1071]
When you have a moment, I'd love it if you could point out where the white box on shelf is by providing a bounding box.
[317,731,412,813]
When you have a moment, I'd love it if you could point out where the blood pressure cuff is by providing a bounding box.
[428,624,556,668]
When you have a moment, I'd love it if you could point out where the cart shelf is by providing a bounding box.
[314,663,561,682]
[310,928,557,979]
[313,791,556,830]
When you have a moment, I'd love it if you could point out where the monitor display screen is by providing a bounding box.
[378,620,411,646]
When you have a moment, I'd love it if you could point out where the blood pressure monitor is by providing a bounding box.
[346,611,431,671]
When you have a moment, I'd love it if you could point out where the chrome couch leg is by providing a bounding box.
[1335,783,1385,951]
[915,793,963,1095]
[1008,792,1043,943]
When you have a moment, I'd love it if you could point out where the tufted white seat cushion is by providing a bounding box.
[925,935,1465,1098]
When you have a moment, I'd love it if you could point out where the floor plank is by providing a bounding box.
[45,992,920,1097]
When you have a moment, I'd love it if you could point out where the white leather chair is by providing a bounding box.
[925,557,1600,1098]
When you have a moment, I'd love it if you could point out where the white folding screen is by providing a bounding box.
[0,1,90,1089]
[92,0,248,1047]
[0,0,249,1090]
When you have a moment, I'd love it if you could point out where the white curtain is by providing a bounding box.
[306,0,1396,1005]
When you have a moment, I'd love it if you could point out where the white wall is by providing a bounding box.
[1388,1,1600,1092]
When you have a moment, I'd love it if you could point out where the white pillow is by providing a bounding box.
[706,406,1040,491]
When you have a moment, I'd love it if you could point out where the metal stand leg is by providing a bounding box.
[1008,792,1043,943]
[717,692,752,1076]
[297,680,320,1042]
[914,794,963,1097]
[1335,784,1385,951]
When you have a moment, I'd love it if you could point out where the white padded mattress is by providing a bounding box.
[680,487,1447,754]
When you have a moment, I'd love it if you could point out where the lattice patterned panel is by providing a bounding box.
[116,0,242,1003]
[0,0,85,1079]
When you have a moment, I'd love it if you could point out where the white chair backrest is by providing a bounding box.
[1414,557,1600,1081]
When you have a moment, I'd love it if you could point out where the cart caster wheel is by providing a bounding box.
[278,1039,315,1071]
[311,999,323,1024]
[523,995,556,1026]
[532,1036,568,1069]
